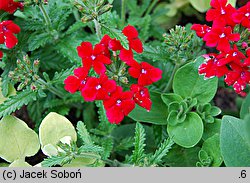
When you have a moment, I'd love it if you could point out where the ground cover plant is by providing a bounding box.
[0,0,249,167]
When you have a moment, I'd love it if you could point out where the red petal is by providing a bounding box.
[130,38,143,53]
[122,25,138,39]
[119,49,134,64]
[128,67,140,79]
[64,76,80,93]
[4,31,18,48]
[96,55,111,65]
[106,106,124,124]
[93,61,106,74]
[217,38,230,52]
[0,51,3,59]
[6,21,20,34]
[77,42,93,58]
[121,99,135,115]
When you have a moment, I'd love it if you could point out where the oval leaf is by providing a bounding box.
[129,92,168,125]
[39,112,77,148]
[0,115,40,162]
[221,116,250,166]
[173,58,218,103]
[167,112,203,148]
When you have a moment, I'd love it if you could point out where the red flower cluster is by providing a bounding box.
[64,25,162,124]
[0,0,22,59]
[0,0,23,14]
[191,0,250,96]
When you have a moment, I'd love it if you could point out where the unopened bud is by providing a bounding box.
[120,77,129,84]
[98,4,112,15]
[242,42,248,49]
[17,83,25,91]
[30,83,37,91]
[8,71,14,78]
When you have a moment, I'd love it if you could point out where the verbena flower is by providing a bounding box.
[103,86,135,124]
[0,20,21,49]
[0,0,23,14]
[81,74,117,101]
[77,42,111,74]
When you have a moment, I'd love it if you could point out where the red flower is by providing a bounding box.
[81,74,117,101]
[122,25,143,53]
[77,42,111,74]
[128,61,162,86]
[0,0,23,14]
[199,54,229,78]
[206,0,236,27]
[203,25,240,52]
[191,24,211,38]
[64,67,89,93]
[120,25,143,64]
[0,20,21,49]
[103,86,135,124]
[130,84,152,111]
[0,50,3,59]
[216,45,246,66]
[100,34,122,52]
[232,2,250,28]
[225,63,250,95]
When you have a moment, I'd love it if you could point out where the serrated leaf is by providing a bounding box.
[77,121,93,145]
[132,122,146,166]
[28,32,52,51]
[0,89,37,118]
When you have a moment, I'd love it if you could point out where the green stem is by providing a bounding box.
[145,0,158,16]
[94,19,102,40]
[39,4,52,27]
[37,78,65,98]
[121,0,126,26]
[103,159,132,167]
[163,64,180,93]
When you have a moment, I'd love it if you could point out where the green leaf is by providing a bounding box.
[77,121,93,145]
[240,93,250,119]
[228,0,237,7]
[63,157,97,167]
[0,79,16,104]
[221,116,250,166]
[201,134,223,167]
[163,145,200,167]
[132,122,146,166]
[167,112,203,148]
[0,116,40,162]
[161,93,183,106]
[129,92,168,125]
[173,57,218,103]
[203,119,221,140]
[39,112,77,149]
[0,89,37,118]
[28,32,52,51]
[189,0,210,13]
[149,138,175,165]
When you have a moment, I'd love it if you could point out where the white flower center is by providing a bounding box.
[116,99,122,105]
[219,33,225,38]
[140,90,145,96]
[81,80,86,84]
[232,52,237,57]
[221,9,226,15]
[245,13,250,17]
[141,69,147,74]
[91,55,96,60]
[96,84,102,90]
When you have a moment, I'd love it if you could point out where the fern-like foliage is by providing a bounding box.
[77,121,93,145]
[0,89,37,118]
[148,138,175,166]
[132,122,146,166]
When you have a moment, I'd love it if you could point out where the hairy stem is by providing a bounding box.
[121,0,126,27]
[163,64,180,93]
[145,0,158,16]
[39,4,52,28]
[94,19,102,40]
[37,78,65,98]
